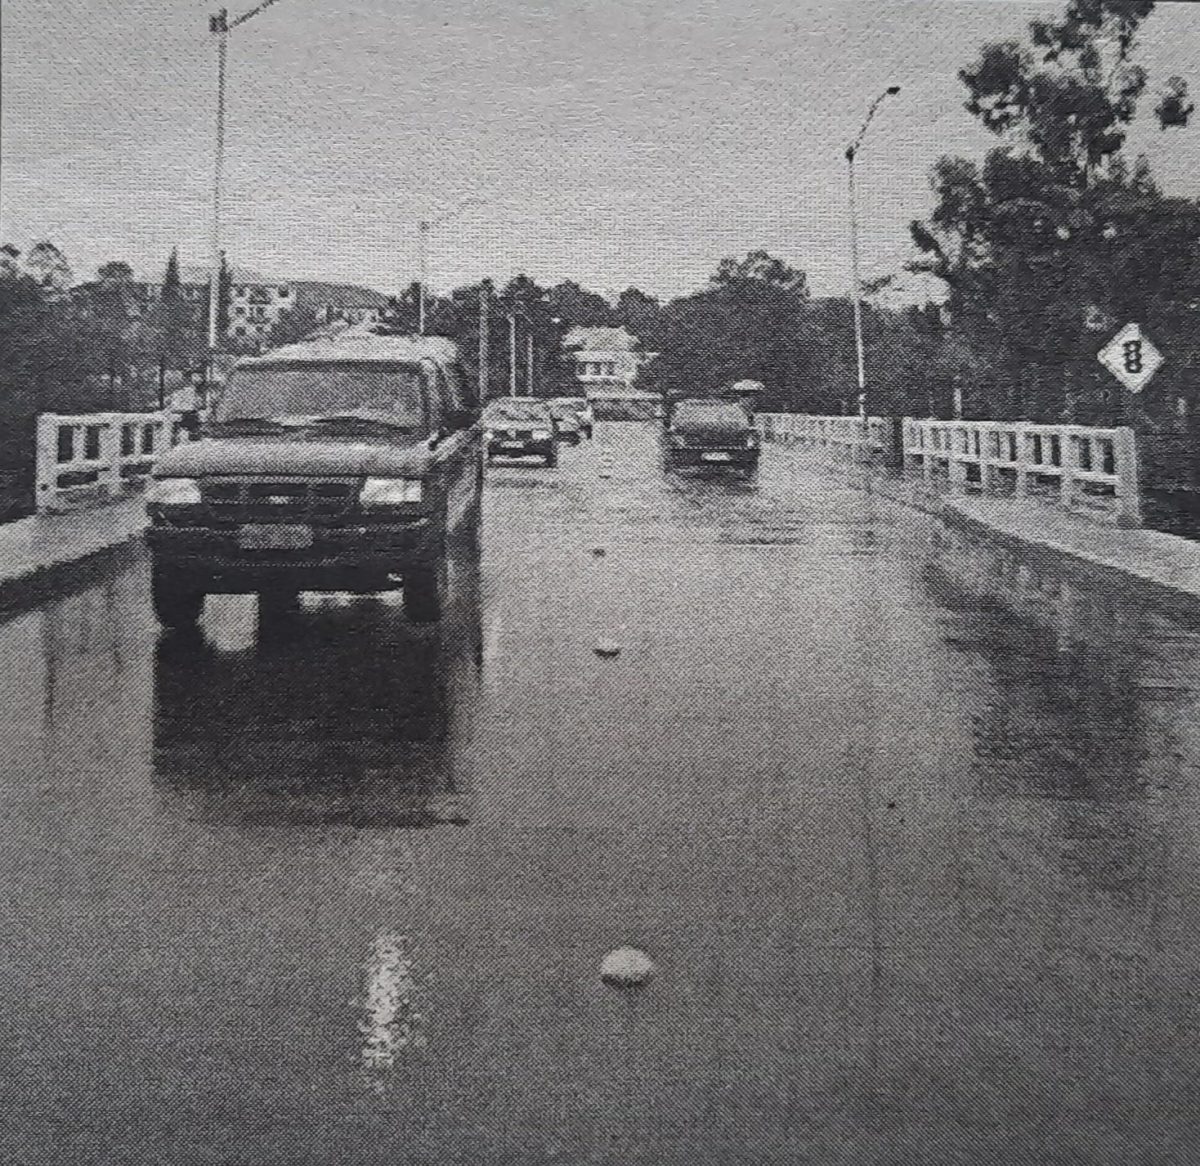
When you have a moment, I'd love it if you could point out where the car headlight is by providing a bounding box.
[669,432,687,447]
[146,477,201,505]
[746,431,759,446]
[531,429,551,440]
[360,477,423,506]
[485,428,497,441]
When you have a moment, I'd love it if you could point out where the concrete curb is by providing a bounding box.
[0,501,147,617]
[769,442,1200,623]
[940,501,1200,627]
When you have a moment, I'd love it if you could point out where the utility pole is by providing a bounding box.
[208,9,229,354]
[417,198,484,337]
[509,313,518,397]
[527,332,535,396]
[479,280,491,402]
[417,221,429,335]
[207,0,289,355]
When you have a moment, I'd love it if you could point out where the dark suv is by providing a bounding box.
[145,331,482,627]
[664,398,760,471]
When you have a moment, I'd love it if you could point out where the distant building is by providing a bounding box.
[128,266,389,350]
[564,325,661,420]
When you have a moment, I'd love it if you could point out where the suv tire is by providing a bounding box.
[545,447,558,468]
[151,566,205,629]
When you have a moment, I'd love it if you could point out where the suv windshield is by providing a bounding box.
[214,362,427,427]
[673,401,749,427]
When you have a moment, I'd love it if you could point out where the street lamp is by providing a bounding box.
[207,1,289,354]
[418,198,485,335]
[845,84,900,420]
[508,312,519,397]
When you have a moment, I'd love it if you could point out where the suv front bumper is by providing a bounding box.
[666,446,760,468]
[146,517,437,591]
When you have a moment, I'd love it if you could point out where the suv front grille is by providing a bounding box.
[202,477,359,523]
[679,432,745,448]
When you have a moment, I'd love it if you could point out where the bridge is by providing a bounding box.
[4,411,1200,1164]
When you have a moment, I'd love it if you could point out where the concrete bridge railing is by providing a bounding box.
[757,413,890,461]
[36,411,188,514]
[759,412,1142,528]
[903,418,1141,528]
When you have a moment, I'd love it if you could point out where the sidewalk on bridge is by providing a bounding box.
[944,495,1200,614]
[0,497,147,612]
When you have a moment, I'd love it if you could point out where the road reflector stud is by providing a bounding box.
[594,637,622,658]
[600,947,656,988]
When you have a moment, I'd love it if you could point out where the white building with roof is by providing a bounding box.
[564,325,661,419]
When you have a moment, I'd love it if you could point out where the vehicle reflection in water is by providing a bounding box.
[152,557,483,829]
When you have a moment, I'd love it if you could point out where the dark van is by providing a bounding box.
[145,330,482,627]
[664,398,760,471]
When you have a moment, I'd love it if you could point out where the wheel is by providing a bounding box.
[545,447,558,468]
[403,563,446,623]
[151,564,205,628]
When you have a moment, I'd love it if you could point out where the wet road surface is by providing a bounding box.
[4,423,1200,1163]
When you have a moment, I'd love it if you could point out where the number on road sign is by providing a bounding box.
[1098,323,1163,393]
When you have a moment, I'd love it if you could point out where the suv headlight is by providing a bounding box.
[484,428,497,440]
[531,428,551,440]
[146,477,201,505]
[360,477,423,506]
[745,431,759,446]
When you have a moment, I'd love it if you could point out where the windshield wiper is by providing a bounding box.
[206,417,301,435]
[302,412,419,433]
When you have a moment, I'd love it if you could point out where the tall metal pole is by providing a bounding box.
[847,148,867,420]
[508,314,518,397]
[526,332,535,397]
[208,9,229,354]
[417,221,428,335]
[478,280,490,402]
[844,85,899,423]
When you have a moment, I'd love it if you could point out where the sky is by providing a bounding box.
[3,0,1199,303]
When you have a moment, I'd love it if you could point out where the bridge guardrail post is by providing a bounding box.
[35,414,60,514]
[1013,425,1030,499]
[99,415,123,501]
[948,424,968,494]
[1114,426,1142,528]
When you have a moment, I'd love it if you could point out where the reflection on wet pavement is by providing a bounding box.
[152,557,482,829]
[6,423,1200,1162]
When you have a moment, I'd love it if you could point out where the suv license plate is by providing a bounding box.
[238,524,313,550]
[701,452,733,462]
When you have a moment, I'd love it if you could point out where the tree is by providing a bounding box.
[153,247,202,369]
[545,280,614,327]
[711,250,810,297]
[24,241,72,296]
[911,0,1196,422]
[636,252,815,406]
[614,287,664,343]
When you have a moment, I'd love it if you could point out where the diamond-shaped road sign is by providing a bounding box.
[1097,322,1164,394]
